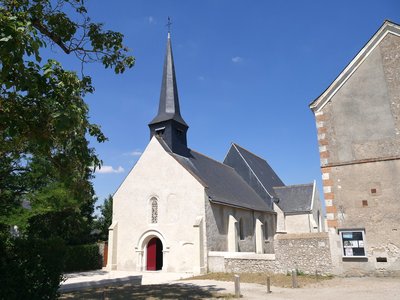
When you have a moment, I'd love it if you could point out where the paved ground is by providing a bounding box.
[60,270,400,299]
[62,269,193,286]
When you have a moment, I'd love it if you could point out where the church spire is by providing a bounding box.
[149,29,189,156]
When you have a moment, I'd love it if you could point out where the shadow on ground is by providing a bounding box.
[59,283,233,299]
[64,270,109,279]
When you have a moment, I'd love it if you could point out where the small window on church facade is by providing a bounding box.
[155,127,165,137]
[150,198,158,223]
[239,218,245,240]
[176,129,183,136]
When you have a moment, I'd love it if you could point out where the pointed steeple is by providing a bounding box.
[149,33,187,126]
[149,31,189,156]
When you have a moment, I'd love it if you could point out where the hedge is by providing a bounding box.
[0,235,66,300]
[64,244,102,272]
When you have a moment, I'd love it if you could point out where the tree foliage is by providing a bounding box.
[0,0,134,297]
[0,0,134,229]
[94,194,113,241]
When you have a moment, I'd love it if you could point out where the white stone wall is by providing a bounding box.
[274,204,286,233]
[109,137,206,273]
[285,214,312,233]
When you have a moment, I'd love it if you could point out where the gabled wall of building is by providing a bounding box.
[109,137,207,273]
[284,213,312,233]
[312,24,400,275]
[317,36,400,166]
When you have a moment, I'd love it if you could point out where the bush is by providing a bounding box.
[64,244,102,272]
[0,232,66,300]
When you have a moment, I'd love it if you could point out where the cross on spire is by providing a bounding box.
[166,17,172,33]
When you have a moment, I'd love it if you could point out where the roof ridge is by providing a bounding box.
[188,148,238,172]
[232,144,275,199]
[232,142,268,162]
[273,183,313,189]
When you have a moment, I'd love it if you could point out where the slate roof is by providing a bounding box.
[149,33,188,127]
[225,143,285,198]
[156,137,273,212]
[272,183,314,213]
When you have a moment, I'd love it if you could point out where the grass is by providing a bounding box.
[187,272,334,288]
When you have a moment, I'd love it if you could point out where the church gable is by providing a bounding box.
[112,136,204,221]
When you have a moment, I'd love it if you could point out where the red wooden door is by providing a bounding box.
[146,238,157,270]
[103,242,108,267]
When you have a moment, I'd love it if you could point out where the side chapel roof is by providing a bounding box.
[273,183,314,213]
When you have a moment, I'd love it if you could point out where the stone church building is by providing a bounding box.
[107,32,324,274]
[310,20,400,275]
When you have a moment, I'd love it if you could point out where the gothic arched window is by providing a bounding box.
[150,198,158,223]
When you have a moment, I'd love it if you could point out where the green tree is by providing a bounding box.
[0,0,134,298]
[94,195,113,241]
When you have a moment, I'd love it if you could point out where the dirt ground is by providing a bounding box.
[60,276,400,299]
[185,276,400,300]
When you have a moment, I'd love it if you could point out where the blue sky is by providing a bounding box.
[61,1,398,209]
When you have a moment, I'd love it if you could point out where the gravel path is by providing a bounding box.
[60,271,400,299]
[183,277,400,300]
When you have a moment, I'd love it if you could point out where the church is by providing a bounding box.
[107,32,323,274]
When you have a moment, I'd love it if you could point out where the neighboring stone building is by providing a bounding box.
[107,32,325,274]
[309,20,400,275]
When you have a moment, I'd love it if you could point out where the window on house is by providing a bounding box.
[239,218,244,240]
[340,230,366,257]
[150,198,158,223]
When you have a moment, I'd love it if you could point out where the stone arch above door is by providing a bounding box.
[135,230,169,271]
[137,229,166,251]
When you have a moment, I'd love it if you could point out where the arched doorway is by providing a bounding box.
[146,237,163,270]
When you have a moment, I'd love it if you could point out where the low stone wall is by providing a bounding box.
[208,232,333,275]
[274,232,332,274]
[225,257,281,273]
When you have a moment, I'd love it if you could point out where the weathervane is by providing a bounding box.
[166,16,172,33]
